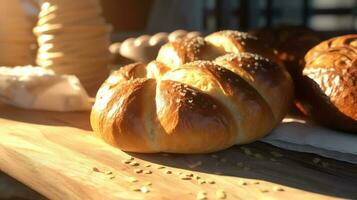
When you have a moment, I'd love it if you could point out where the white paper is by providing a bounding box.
[261,118,357,164]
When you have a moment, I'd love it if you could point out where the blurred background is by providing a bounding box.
[23,0,357,39]
[104,0,357,34]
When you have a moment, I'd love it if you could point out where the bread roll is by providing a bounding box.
[91,31,294,153]
[298,34,357,132]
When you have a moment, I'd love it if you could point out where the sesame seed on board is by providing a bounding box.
[216,189,227,199]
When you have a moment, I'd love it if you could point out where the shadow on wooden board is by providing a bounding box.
[131,143,357,199]
[0,171,47,200]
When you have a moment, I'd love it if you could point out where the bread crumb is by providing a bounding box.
[216,189,227,199]
[271,151,283,158]
[254,153,264,159]
[143,170,152,174]
[127,177,138,183]
[198,180,206,184]
[92,167,100,172]
[122,160,131,164]
[273,186,285,192]
[180,175,192,180]
[236,162,244,168]
[104,171,113,175]
[312,158,321,164]
[239,180,248,186]
[260,189,269,193]
[131,187,140,191]
[188,161,202,169]
[129,161,140,166]
[241,147,252,156]
[207,179,215,184]
[196,191,207,200]
[211,154,219,158]
[140,186,150,193]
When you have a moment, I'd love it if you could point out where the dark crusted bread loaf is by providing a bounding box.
[298,34,357,132]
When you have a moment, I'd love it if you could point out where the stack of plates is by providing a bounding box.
[34,0,112,92]
[0,0,36,66]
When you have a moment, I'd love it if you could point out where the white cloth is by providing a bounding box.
[0,66,92,112]
[262,118,357,164]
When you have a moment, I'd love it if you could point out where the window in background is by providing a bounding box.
[308,0,356,33]
[206,0,356,35]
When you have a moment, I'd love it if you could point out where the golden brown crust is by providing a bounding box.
[205,30,278,63]
[305,34,357,63]
[162,61,275,144]
[157,30,279,68]
[91,30,294,153]
[91,78,158,152]
[156,36,223,68]
[215,53,294,123]
[300,34,357,132]
[155,80,237,153]
[146,61,171,79]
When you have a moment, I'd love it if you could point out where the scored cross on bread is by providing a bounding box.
[91,31,294,153]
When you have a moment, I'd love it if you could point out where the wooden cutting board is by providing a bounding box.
[0,103,357,200]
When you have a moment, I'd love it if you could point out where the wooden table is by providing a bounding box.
[0,103,356,200]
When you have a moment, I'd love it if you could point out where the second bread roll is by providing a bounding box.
[298,34,357,132]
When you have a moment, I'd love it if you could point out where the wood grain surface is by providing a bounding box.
[0,104,356,200]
